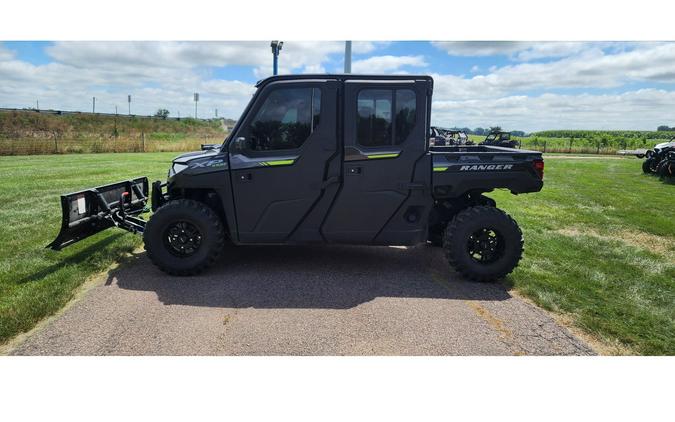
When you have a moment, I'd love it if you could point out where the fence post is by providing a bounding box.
[54,138,58,154]
[543,140,547,153]
[141,132,145,152]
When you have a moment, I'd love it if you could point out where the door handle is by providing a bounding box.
[237,173,252,182]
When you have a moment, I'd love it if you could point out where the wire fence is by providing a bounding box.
[0,107,225,122]
[0,136,224,155]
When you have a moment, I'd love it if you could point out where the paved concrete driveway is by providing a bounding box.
[10,245,594,355]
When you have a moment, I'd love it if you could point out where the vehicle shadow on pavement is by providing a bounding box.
[108,244,512,310]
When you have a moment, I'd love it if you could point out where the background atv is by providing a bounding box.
[429,126,450,146]
[657,150,675,180]
[480,131,519,149]
[642,139,675,174]
[429,128,472,146]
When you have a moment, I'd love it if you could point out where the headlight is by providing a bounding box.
[169,163,189,177]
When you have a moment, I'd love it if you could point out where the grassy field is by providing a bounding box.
[490,156,674,354]
[0,153,173,344]
[0,153,673,354]
[467,134,670,154]
[0,110,229,155]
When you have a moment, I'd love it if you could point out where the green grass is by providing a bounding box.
[489,156,674,355]
[0,153,673,354]
[0,153,175,344]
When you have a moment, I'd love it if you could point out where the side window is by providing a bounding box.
[357,90,392,147]
[356,88,417,147]
[395,89,416,145]
[248,87,321,151]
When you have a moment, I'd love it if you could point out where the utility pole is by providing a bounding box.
[215,108,218,118]
[194,93,199,118]
[36,100,39,110]
[344,41,352,73]
[128,95,131,115]
[92,97,96,113]
[271,41,283,75]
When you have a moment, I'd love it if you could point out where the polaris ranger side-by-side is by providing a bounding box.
[49,75,544,281]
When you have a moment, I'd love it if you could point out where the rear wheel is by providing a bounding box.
[144,199,225,276]
[443,206,523,282]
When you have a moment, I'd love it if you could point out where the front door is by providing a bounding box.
[229,80,339,243]
[322,79,432,244]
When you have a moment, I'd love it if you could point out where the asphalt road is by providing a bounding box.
[10,244,594,355]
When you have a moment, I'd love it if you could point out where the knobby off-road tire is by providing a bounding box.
[144,199,225,276]
[443,206,523,282]
[642,158,655,174]
[656,160,670,179]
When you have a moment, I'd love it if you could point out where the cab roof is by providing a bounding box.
[255,74,434,88]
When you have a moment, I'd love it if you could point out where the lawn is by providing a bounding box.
[490,156,674,355]
[0,153,673,354]
[0,153,175,344]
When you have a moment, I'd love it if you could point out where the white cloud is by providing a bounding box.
[432,41,611,61]
[432,43,675,101]
[432,41,531,57]
[431,89,675,131]
[1,41,674,131]
[0,41,391,118]
[352,55,427,73]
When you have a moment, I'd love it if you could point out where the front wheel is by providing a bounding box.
[144,199,225,276]
[642,158,655,174]
[443,206,523,282]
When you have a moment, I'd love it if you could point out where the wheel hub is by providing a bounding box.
[164,221,202,257]
[467,228,504,264]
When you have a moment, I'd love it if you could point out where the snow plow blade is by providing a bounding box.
[47,177,149,250]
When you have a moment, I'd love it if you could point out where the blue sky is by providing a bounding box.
[1,41,675,131]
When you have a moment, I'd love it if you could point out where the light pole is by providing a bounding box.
[194,93,199,119]
[344,41,352,73]
[271,41,283,76]
[128,95,131,115]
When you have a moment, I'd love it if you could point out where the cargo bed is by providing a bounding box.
[430,145,544,198]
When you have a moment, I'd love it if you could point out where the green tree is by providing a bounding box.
[154,109,170,119]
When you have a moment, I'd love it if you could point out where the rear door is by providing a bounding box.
[322,79,432,244]
[229,80,339,243]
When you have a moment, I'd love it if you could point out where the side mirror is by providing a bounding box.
[232,136,246,153]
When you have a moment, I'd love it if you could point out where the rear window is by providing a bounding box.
[357,88,417,147]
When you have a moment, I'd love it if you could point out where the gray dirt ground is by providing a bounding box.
[9,244,594,356]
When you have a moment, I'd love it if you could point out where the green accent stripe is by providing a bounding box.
[433,166,448,172]
[261,159,295,166]
[366,153,400,159]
